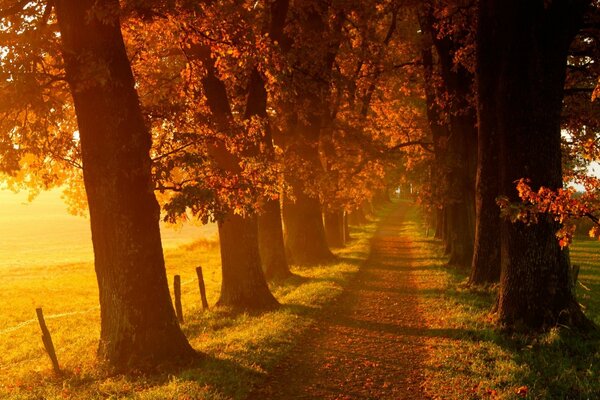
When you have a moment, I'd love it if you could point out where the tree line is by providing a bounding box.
[0,0,598,372]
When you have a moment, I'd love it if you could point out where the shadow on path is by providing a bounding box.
[247,205,431,399]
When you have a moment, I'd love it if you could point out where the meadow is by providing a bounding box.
[1,193,598,399]
[0,189,381,399]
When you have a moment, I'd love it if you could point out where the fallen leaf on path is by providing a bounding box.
[515,386,528,397]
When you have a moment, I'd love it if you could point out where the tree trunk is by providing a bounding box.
[348,208,367,225]
[324,209,345,248]
[54,0,196,369]
[281,0,337,265]
[245,0,292,281]
[434,208,444,240]
[420,5,477,268]
[283,192,334,264]
[258,199,291,280]
[479,0,592,329]
[444,113,477,268]
[344,212,351,242]
[217,212,279,309]
[193,44,279,310]
[469,0,501,285]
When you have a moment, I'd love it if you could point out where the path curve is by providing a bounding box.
[249,204,430,399]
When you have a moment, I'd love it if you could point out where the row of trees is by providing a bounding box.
[0,0,424,370]
[418,0,598,330]
[1,0,597,371]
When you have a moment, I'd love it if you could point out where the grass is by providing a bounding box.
[402,207,600,400]
[0,204,385,399]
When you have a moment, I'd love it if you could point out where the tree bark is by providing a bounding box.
[344,212,351,242]
[324,209,345,248]
[479,0,592,329]
[469,0,501,285]
[244,0,292,280]
[258,198,291,280]
[429,17,477,268]
[348,208,368,225]
[193,44,279,310]
[283,191,334,264]
[54,0,197,369]
[245,69,291,280]
[216,213,278,309]
[282,0,336,264]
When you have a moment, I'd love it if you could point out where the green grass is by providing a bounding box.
[403,207,600,400]
[0,207,385,399]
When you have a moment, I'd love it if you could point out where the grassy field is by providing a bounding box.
[403,208,600,400]
[0,189,217,268]
[2,194,598,399]
[0,193,384,399]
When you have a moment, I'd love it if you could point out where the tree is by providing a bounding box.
[196,43,279,310]
[478,0,592,329]
[245,0,293,280]
[120,2,281,310]
[53,0,197,368]
[419,0,477,268]
[280,0,337,264]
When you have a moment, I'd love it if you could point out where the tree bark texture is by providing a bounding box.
[54,0,196,369]
[258,198,291,280]
[425,9,477,268]
[479,0,592,329]
[217,213,279,309]
[469,0,502,285]
[283,191,334,264]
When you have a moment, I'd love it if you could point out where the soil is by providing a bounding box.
[248,205,430,399]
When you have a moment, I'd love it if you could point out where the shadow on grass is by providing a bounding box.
[424,238,600,398]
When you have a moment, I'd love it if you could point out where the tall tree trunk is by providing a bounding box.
[283,190,334,264]
[479,0,592,329]
[217,213,278,309]
[282,0,337,265]
[469,0,501,285]
[54,0,196,369]
[258,198,291,280]
[193,45,279,310]
[434,208,444,240]
[245,0,292,280]
[344,212,351,242]
[324,209,345,248]
[348,208,367,225]
[444,113,477,267]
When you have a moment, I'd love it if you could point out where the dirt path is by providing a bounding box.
[249,204,430,399]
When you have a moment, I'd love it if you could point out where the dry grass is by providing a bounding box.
[0,191,384,399]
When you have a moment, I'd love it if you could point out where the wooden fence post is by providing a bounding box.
[174,275,184,323]
[196,266,209,310]
[35,308,60,374]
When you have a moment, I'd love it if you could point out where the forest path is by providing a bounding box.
[249,203,430,399]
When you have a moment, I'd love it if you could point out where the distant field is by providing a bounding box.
[570,237,600,326]
[0,189,217,269]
